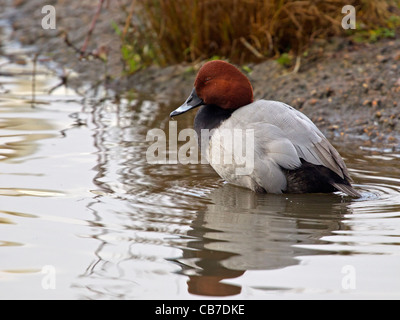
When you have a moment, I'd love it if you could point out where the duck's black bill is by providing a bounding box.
[170,88,204,117]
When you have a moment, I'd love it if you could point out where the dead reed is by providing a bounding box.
[120,0,400,70]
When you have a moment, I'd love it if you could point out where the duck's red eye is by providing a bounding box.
[204,77,212,83]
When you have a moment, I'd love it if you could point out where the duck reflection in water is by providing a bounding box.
[171,184,352,297]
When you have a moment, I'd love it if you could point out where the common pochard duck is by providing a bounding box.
[170,60,360,197]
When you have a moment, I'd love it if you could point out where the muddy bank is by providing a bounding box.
[1,0,400,148]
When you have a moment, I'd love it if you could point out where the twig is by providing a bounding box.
[293,56,301,73]
[122,0,136,40]
[80,0,105,58]
[63,32,84,55]
[63,32,105,61]
[240,37,263,59]
[48,68,69,94]
[31,53,39,108]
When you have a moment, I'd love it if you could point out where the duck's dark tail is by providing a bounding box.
[283,159,360,197]
[332,182,361,198]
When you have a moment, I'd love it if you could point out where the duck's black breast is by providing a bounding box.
[194,104,234,139]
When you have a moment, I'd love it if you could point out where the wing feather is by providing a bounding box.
[231,100,352,181]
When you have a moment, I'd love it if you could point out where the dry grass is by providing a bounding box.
[119,0,400,70]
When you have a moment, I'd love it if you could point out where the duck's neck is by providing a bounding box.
[194,104,234,139]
